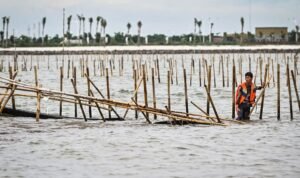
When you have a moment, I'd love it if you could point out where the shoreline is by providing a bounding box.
[1,45,300,55]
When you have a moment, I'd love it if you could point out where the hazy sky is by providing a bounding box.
[1,0,299,37]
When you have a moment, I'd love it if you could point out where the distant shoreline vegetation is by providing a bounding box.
[1,15,299,48]
[0,31,299,48]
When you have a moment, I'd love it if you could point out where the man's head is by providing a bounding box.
[245,72,253,84]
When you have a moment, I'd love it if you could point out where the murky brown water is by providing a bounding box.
[0,53,299,177]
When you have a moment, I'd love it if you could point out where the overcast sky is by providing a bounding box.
[1,0,299,37]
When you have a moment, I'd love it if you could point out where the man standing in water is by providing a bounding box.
[235,72,264,120]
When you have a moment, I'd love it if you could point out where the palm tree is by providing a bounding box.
[42,17,46,45]
[101,18,107,44]
[96,16,102,34]
[89,17,93,37]
[2,16,6,47]
[240,17,244,44]
[77,14,82,39]
[210,22,214,43]
[127,22,131,35]
[82,16,86,43]
[67,15,72,33]
[5,17,9,47]
[82,16,85,35]
[137,20,142,45]
[197,20,202,43]
[194,18,198,43]
[296,25,299,43]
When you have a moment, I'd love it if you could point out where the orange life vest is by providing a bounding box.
[235,82,256,105]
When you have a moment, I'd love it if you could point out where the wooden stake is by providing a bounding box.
[287,65,293,120]
[73,66,77,118]
[9,66,16,110]
[151,68,157,119]
[143,65,149,118]
[206,65,211,115]
[259,64,268,120]
[134,69,138,119]
[167,70,171,111]
[183,69,189,116]
[67,59,70,78]
[291,70,300,111]
[204,85,221,123]
[86,67,92,118]
[34,66,40,121]
[277,64,280,120]
[59,66,63,116]
[156,59,160,83]
[106,68,111,119]
[232,65,236,119]
[71,78,87,121]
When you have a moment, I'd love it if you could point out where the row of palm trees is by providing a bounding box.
[194,17,244,44]
[1,16,47,47]
[1,16,10,47]
[193,18,216,43]
[65,15,143,45]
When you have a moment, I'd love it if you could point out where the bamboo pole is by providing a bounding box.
[277,64,280,120]
[67,59,70,78]
[71,78,87,121]
[131,97,151,123]
[134,69,138,119]
[84,73,121,119]
[0,84,17,113]
[291,70,300,111]
[232,65,236,119]
[86,67,92,118]
[0,72,18,106]
[199,58,202,87]
[73,66,77,118]
[167,70,171,111]
[204,85,221,123]
[106,68,111,119]
[213,62,216,88]
[9,66,16,110]
[59,66,63,116]
[287,65,293,120]
[206,65,211,115]
[143,65,149,118]
[189,59,193,86]
[89,90,105,121]
[259,64,268,120]
[226,55,229,87]
[183,69,189,116]
[151,68,157,119]
[156,58,160,83]
[191,101,209,116]
[34,66,40,121]
[222,57,225,87]
[249,75,272,116]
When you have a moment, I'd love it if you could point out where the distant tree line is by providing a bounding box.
[0,15,299,47]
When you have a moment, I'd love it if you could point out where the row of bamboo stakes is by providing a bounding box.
[0,52,299,124]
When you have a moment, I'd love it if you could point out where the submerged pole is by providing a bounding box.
[291,70,300,111]
[151,68,157,119]
[183,69,189,116]
[232,65,236,119]
[287,65,293,120]
[259,64,268,120]
[59,66,63,117]
[106,68,111,119]
[277,64,280,120]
